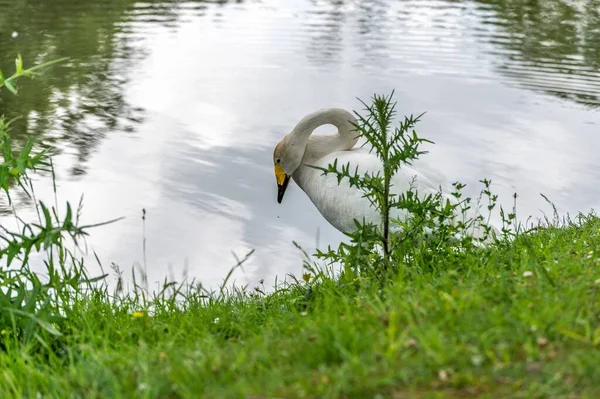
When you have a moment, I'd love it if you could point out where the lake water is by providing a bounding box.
[1,0,599,291]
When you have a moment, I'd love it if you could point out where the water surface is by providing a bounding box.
[1,0,599,289]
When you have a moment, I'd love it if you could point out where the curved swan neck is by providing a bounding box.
[289,108,359,164]
[293,108,358,141]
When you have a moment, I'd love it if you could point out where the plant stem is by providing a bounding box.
[382,163,390,268]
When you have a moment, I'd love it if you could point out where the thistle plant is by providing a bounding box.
[310,92,511,280]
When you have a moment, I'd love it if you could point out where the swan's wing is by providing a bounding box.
[303,148,497,241]
[300,148,447,232]
[298,149,383,232]
[328,148,448,199]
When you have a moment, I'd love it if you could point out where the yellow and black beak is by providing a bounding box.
[274,163,290,204]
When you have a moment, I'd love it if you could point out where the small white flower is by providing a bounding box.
[522,271,533,277]
[11,31,18,38]
[438,369,449,381]
[213,317,220,324]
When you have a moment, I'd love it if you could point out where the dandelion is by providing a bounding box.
[132,311,145,318]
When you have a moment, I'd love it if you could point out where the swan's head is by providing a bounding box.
[273,137,304,203]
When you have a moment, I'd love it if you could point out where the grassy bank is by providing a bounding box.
[0,214,599,398]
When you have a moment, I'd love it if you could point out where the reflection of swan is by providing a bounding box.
[273,108,463,235]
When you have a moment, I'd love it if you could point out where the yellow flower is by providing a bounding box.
[1,329,6,335]
[132,311,145,318]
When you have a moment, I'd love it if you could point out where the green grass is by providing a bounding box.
[1,214,600,398]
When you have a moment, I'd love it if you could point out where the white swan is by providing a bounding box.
[273,108,476,237]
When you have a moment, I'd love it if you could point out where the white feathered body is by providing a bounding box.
[293,146,454,234]
[276,108,496,242]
